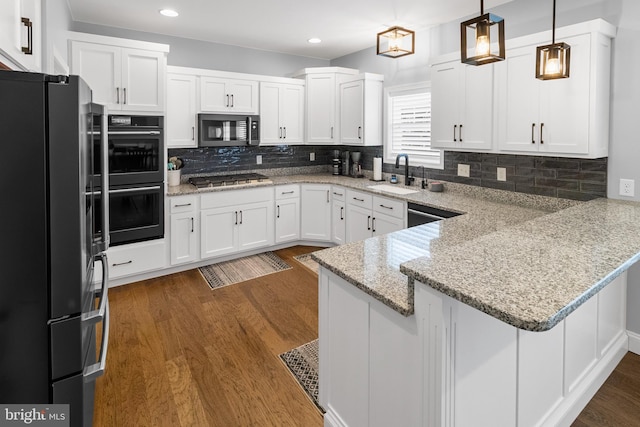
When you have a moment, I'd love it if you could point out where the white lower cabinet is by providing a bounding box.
[346,190,405,243]
[106,239,166,280]
[300,184,332,241]
[169,195,199,265]
[321,268,628,427]
[200,188,274,259]
[331,187,346,245]
[275,185,300,244]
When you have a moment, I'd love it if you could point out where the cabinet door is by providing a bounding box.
[460,64,493,150]
[170,212,198,265]
[538,34,590,155]
[275,198,300,243]
[0,0,41,71]
[306,73,337,144]
[237,202,274,251]
[372,214,404,236]
[167,73,197,148]
[340,80,364,144]
[70,41,121,110]
[281,84,304,143]
[201,208,237,259]
[300,185,331,241]
[346,204,372,243]
[331,200,346,245]
[121,48,164,112]
[200,77,228,112]
[497,45,541,152]
[259,82,282,145]
[228,80,259,113]
[431,62,460,148]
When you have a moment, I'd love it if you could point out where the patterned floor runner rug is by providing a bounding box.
[280,339,324,412]
[199,251,291,290]
[292,253,319,275]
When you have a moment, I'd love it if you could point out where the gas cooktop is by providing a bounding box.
[188,173,272,189]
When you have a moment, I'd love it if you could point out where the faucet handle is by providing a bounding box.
[407,175,416,185]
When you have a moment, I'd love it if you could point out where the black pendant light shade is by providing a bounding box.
[460,0,505,65]
[377,26,415,58]
[536,0,570,79]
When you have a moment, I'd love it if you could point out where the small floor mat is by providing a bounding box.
[279,339,323,412]
[292,253,319,275]
[199,251,291,290]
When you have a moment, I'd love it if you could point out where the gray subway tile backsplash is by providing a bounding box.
[168,145,607,201]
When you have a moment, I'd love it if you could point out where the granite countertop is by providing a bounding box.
[168,172,640,331]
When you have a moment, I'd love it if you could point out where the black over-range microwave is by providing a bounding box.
[198,114,260,147]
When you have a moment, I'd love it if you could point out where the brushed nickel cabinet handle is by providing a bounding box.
[21,17,33,55]
[532,123,536,144]
[540,123,544,145]
[454,124,457,142]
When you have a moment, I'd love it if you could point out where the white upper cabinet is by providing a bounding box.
[259,81,304,145]
[69,33,168,113]
[167,71,197,148]
[431,60,493,150]
[200,76,258,113]
[0,0,41,71]
[496,20,615,158]
[339,73,384,146]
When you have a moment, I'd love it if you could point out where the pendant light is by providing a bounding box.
[536,0,570,79]
[460,0,505,65]
[377,26,415,58]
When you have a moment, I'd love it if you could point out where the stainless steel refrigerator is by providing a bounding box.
[0,71,110,427]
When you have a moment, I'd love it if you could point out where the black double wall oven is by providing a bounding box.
[94,115,165,246]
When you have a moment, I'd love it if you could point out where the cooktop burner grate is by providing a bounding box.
[188,173,271,189]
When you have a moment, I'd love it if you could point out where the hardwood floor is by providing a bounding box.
[94,244,640,426]
[94,246,323,427]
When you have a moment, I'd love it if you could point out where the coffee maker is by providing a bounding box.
[342,151,350,176]
[351,151,362,177]
[331,150,341,175]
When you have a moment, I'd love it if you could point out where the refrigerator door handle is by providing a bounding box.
[99,105,110,252]
[83,253,109,324]
[84,295,110,382]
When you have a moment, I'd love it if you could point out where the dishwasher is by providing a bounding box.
[407,202,462,227]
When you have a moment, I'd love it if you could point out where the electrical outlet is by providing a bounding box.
[310,152,315,161]
[256,155,262,165]
[497,167,507,182]
[620,179,635,197]
[458,164,470,177]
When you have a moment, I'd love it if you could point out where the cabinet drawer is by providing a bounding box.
[107,240,166,279]
[332,186,346,202]
[170,195,197,213]
[373,196,405,220]
[201,187,273,210]
[276,184,300,200]
[347,189,372,209]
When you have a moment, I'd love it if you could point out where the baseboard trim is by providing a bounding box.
[628,330,640,355]
[323,407,348,427]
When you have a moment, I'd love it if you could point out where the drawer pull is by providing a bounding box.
[379,204,393,210]
[333,192,343,197]
[281,190,295,195]
[112,260,132,267]
[174,203,192,208]
[353,197,365,202]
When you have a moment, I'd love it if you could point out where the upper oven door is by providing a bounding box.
[94,116,165,187]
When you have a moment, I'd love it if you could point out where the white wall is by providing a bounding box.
[332,0,640,334]
[71,22,328,77]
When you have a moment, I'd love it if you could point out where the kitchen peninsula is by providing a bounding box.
[313,193,640,427]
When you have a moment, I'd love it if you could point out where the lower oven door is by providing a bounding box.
[94,184,164,246]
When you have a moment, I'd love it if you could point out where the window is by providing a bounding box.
[384,82,443,169]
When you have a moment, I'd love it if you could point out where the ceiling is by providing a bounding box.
[66,0,515,60]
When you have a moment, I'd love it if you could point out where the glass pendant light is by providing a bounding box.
[536,0,570,79]
[460,0,505,65]
[377,26,415,58]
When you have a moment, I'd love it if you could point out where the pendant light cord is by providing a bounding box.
[552,0,556,44]
[480,0,484,14]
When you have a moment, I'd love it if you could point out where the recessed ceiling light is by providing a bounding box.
[159,9,179,17]
[308,38,322,44]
